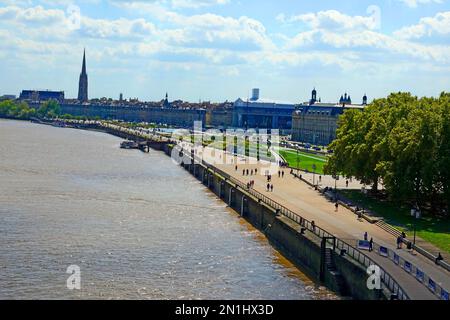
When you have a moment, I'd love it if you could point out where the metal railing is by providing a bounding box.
[372,243,449,300]
[199,159,410,300]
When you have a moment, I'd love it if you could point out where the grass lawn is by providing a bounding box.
[339,189,450,254]
[278,149,327,174]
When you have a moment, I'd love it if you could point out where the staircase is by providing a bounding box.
[375,220,405,238]
[324,248,348,296]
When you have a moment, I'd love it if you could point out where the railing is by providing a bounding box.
[371,243,449,300]
[198,158,410,300]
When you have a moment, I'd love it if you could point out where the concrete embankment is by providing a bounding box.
[161,144,386,300]
[44,120,390,300]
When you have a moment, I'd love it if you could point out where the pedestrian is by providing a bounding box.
[246,169,249,176]
[397,236,402,249]
[270,184,274,192]
[251,169,253,176]
[346,180,349,188]
[319,175,322,182]
[267,183,270,192]
[335,202,339,212]
[436,252,443,264]
[364,232,368,241]
[278,171,281,178]
[282,171,284,178]
[235,165,238,171]
[255,168,257,175]
[243,169,245,176]
[311,220,316,232]
[369,238,373,252]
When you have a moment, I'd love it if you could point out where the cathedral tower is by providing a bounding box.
[78,49,88,102]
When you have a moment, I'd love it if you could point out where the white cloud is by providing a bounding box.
[397,0,443,8]
[394,11,450,39]
[279,9,379,31]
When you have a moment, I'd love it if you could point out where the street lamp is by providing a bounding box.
[296,147,299,175]
[411,205,421,247]
[312,163,317,186]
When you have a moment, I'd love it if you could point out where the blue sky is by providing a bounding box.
[0,0,449,103]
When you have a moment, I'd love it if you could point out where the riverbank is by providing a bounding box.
[1,118,333,300]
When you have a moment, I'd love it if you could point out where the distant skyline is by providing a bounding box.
[0,0,449,103]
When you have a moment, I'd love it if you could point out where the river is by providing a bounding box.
[0,119,337,300]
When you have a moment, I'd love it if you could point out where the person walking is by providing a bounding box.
[282,171,284,178]
[267,183,270,192]
[397,236,402,249]
[235,165,238,171]
[335,202,339,212]
[364,232,368,241]
[270,184,274,192]
[369,238,373,252]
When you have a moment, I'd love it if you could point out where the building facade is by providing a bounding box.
[291,89,367,146]
[19,90,65,103]
[232,88,295,131]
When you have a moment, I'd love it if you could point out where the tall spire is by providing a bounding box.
[81,48,86,75]
[78,48,88,102]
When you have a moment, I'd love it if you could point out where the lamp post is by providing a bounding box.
[312,163,317,186]
[296,147,299,175]
[411,205,421,247]
[334,173,338,202]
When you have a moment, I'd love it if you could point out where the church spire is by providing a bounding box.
[81,48,86,75]
[78,48,88,102]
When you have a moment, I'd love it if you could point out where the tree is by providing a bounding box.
[37,100,61,118]
[325,92,450,215]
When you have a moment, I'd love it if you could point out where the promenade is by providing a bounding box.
[56,121,449,300]
[198,147,449,300]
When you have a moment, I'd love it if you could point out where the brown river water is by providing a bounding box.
[0,119,338,300]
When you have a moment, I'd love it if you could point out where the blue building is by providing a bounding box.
[19,90,65,103]
[232,88,295,131]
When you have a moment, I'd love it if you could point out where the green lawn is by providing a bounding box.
[339,189,450,254]
[278,149,327,174]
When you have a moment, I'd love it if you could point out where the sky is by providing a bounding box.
[0,0,449,103]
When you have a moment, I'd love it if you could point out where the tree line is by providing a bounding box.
[0,99,100,121]
[325,92,450,216]
[0,99,62,119]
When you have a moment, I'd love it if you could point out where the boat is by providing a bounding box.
[120,140,139,149]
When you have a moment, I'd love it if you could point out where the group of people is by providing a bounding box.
[238,167,258,177]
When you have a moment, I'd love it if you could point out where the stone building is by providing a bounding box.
[291,89,367,146]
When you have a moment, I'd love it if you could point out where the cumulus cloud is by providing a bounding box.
[397,0,443,8]
[394,11,450,39]
[278,9,380,31]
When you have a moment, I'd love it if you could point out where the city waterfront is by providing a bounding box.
[0,119,336,300]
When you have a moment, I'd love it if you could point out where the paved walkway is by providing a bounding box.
[194,147,449,300]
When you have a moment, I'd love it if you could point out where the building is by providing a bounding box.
[19,90,64,103]
[232,88,295,131]
[291,89,367,146]
[78,49,88,103]
[0,94,16,101]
